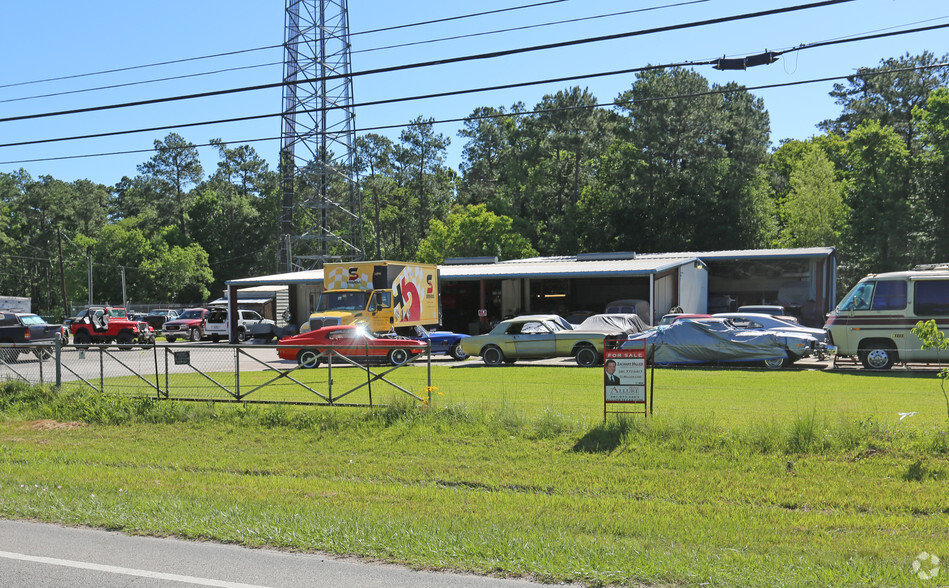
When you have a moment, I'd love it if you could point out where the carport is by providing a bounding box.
[438,253,706,333]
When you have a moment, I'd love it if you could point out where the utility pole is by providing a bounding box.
[120,266,127,310]
[87,249,93,307]
[57,228,68,319]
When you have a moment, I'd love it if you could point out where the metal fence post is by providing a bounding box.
[427,341,432,402]
[327,350,333,404]
[99,346,104,393]
[153,343,160,399]
[235,346,241,400]
[55,334,62,387]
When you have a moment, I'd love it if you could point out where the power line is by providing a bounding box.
[0,61,708,148]
[0,45,283,91]
[5,19,947,151]
[353,0,710,55]
[0,0,575,91]
[4,0,705,105]
[4,62,945,167]
[0,62,281,105]
[351,0,571,36]
[0,0,854,125]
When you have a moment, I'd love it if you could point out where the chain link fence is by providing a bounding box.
[0,341,434,407]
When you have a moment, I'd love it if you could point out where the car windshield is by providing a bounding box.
[107,308,127,318]
[317,291,368,312]
[178,310,204,320]
[149,310,169,316]
[19,314,46,325]
[413,326,430,337]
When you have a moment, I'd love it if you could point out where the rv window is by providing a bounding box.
[839,281,875,311]
[870,280,907,311]
[914,280,949,316]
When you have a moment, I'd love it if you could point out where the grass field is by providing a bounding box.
[1,364,948,587]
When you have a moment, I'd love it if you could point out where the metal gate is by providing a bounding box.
[1,340,434,407]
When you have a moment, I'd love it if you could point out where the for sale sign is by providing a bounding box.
[603,342,646,403]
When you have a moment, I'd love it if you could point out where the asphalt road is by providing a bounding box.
[0,519,560,588]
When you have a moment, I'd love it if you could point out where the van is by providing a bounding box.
[824,264,949,369]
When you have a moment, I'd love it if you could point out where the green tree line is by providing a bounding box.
[2,52,948,316]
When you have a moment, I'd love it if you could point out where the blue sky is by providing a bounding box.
[1,0,947,187]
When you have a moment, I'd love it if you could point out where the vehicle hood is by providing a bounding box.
[164,319,203,327]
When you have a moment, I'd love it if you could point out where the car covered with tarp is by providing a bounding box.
[571,313,648,336]
[622,318,828,368]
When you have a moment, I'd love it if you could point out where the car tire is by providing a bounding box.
[116,331,135,349]
[482,345,504,366]
[189,328,201,342]
[574,345,599,367]
[298,350,321,368]
[74,330,91,348]
[33,347,53,361]
[860,343,896,370]
[449,342,468,361]
[762,357,784,369]
[166,337,177,343]
[210,335,221,343]
[237,328,246,343]
[388,348,410,366]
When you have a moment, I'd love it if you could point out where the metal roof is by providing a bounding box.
[642,246,835,261]
[225,247,835,287]
[208,297,276,306]
[439,256,698,280]
[228,269,323,286]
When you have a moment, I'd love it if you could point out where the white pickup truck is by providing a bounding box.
[204,308,274,343]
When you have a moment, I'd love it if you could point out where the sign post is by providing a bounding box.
[603,340,648,421]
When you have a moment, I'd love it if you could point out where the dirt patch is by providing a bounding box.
[24,420,86,431]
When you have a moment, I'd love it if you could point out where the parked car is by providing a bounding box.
[713,312,828,343]
[395,325,470,360]
[69,306,155,348]
[735,305,799,323]
[277,325,427,367]
[572,313,649,336]
[622,318,828,368]
[604,299,650,323]
[141,309,179,331]
[460,314,621,367]
[162,308,210,342]
[204,307,275,343]
[0,312,67,361]
[657,313,711,326]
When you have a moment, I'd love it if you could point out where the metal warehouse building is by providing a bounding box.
[225,247,836,336]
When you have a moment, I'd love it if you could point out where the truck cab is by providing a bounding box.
[302,261,437,334]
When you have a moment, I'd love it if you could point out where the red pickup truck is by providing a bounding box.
[161,308,209,342]
[69,306,155,347]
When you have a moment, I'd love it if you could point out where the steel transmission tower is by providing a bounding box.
[279,0,363,271]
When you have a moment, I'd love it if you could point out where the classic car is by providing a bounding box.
[277,325,427,367]
[657,313,711,326]
[572,313,648,336]
[713,312,828,343]
[396,325,470,360]
[622,318,829,368]
[460,314,621,367]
